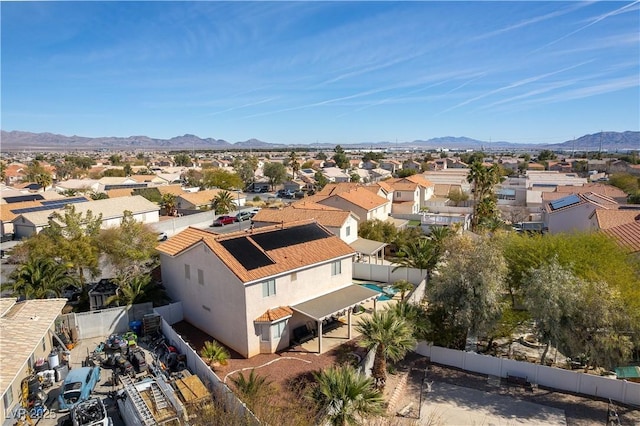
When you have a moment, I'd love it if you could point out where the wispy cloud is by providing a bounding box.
[533,1,640,52]
[204,97,277,117]
[520,75,640,105]
[437,61,595,115]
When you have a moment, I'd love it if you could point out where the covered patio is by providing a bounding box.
[350,237,388,265]
[291,285,381,354]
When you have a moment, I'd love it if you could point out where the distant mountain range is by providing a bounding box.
[1,130,638,152]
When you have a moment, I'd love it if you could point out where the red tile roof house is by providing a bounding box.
[156,221,380,358]
[542,192,619,234]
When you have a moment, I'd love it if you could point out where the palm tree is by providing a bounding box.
[355,310,416,390]
[391,280,413,301]
[288,151,300,180]
[105,274,167,307]
[392,237,439,279]
[161,193,177,216]
[211,190,235,214]
[230,369,273,403]
[310,365,385,426]
[467,161,501,231]
[4,257,79,299]
[200,340,230,369]
[386,302,431,341]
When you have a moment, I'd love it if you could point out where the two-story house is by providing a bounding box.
[542,192,618,234]
[314,187,391,224]
[157,222,380,357]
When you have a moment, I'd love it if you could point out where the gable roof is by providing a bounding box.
[177,189,224,207]
[157,221,355,283]
[252,202,354,227]
[317,183,361,197]
[331,187,389,211]
[603,221,640,253]
[592,209,640,230]
[555,183,627,199]
[157,184,186,196]
[544,192,618,214]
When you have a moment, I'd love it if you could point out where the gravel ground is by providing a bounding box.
[172,322,640,425]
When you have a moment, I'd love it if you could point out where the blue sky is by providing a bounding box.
[2,1,639,145]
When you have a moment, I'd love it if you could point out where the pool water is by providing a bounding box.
[359,283,398,301]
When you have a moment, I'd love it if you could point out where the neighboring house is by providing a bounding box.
[54,179,100,194]
[3,164,27,186]
[379,160,402,174]
[176,189,246,210]
[349,159,364,170]
[12,195,159,239]
[602,221,640,256]
[321,167,351,183]
[157,184,186,197]
[589,209,640,231]
[402,160,421,172]
[157,221,380,357]
[88,279,119,311]
[384,175,435,214]
[0,298,68,422]
[282,180,305,193]
[252,201,360,244]
[542,192,618,234]
[369,168,392,182]
[315,187,391,224]
[554,183,628,204]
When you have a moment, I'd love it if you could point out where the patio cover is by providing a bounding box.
[349,238,387,256]
[292,285,380,321]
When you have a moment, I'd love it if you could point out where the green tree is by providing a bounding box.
[608,173,639,194]
[310,365,384,426]
[467,161,502,231]
[3,257,79,299]
[332,145,349,169]
[89,191,109,200]
[355,310,416,389]
[392,238,439,278]
[397,169,417,178]
[183,169,203,187]
[123,163,133,176]
[211,190,236,214]
[391,280,414,301]
[263,162,287,189]
[161,193,177,216]
[386,302,431,341]
[24,160,52,189]
[287,151,301,180]
[0,161,6,181]
[233,160,257,189]
[105,274,167,307]
[202,168,243,190]
[103,168,126,177]
[357,219,397,244]
[537,150,556,161]
[428,235,508,344]
[314,171,328,190]
[109,154,122,165]
[349,173,360,183]
[447,188,469,206]
[174,153,192,167]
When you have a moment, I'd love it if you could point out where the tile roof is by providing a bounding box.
[544,192,618,214]
[157,185,186,196]
[603,221,640,253]
[332,187,389,211]
[177,189,229,207]
[387,181,418,191]
[403,174,434,187]
[555,183,627,199]
[106,188,134,198]
[317,183,361,197]
[252,202,352,227]
[255,306,293,322]
[157,221,355,283]
[593,209,640,230]
[0,201,43,221]
[0,298,68,398]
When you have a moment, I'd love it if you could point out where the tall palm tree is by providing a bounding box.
[288,151,300,180]
[467,161,501,231]
[310,365,384,426]
[4,257,79,299]
[386,302,431,341]
[355,310,416,390]
[211,190,235,214]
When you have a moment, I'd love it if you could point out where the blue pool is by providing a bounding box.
[359,283,398,301]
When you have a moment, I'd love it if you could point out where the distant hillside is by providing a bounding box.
[1,130,638,151]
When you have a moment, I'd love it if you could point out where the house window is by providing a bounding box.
[331,260,342,276]
[346,226,351,237]
[272,320,287,339]
[262,279,276,297]
[291,272,297,282]
[3,384,13,410]
[261,325,270,342]
[202,305,211,312]
[198,269,204,286]
[184,264,191,280]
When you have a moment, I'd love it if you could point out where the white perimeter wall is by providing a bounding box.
[353,263,425,285]
[416,343,640,406]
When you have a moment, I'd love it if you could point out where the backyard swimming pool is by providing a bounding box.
[359,283,398,301]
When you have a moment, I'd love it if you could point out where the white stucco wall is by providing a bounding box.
[544,204,597,234]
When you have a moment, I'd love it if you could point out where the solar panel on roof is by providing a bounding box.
[11,198,88,215]
[103,184,146,190]
[3,194,44,203]
[549,194,581,211]
[220,237,275,270]
[251,223,331,251]
[41,197,86,206]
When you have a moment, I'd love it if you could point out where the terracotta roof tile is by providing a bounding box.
[555,183,627,199]
[253,203,351,227]
[177,189,225,207]
[158,221,355,283]
[106,188,134,198]
[333,187,389,211]
[157,185,186,196]
[603,221,640,253]
[317,183,361,197]
[0,201,42,221]
[255,306,293,322]
[593,210,640,230]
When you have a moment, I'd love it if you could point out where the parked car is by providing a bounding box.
[235,211,252,222]
[58,366,101,412]
[157,232,168,241]
[276,189,295,199]
[211,215,235,226]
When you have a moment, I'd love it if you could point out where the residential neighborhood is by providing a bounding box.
[1,146,639,425]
